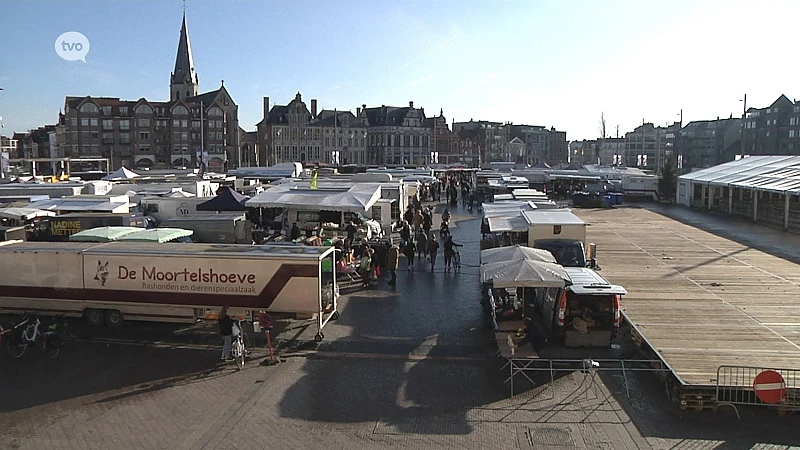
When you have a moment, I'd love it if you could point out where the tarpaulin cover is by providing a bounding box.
[480,259,570,288]
[480,245,557,265]
[246,183,382,212]
[196,186,248,211]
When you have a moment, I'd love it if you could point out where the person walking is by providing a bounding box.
[413,210,423,234]
[218,306,233,361]
[416,229,428,260]
[443,235,463,272]
[403,239,416,270]
[359,249,373,286]
[427,235,439,271]
[387,244,400,286]
[422,209,432,235]
[400,221,411,248]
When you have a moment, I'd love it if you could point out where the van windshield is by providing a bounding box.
[534,240,586,267]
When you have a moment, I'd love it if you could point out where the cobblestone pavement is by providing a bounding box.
[1,202,799,449]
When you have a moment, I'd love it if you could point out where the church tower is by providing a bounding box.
[170,13,199,101]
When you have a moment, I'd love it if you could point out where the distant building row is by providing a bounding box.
[2,12,571,172]
[252,93,569,168]
[571,95,800,174]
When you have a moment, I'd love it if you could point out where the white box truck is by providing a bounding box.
[0,241,338,340]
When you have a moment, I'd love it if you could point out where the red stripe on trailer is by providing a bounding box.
[753,370,786,404]
[0,263,318,310]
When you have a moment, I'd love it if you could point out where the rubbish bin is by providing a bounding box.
[603,195,613,207]
[616,193,624,205]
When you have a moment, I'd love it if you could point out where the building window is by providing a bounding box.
[139,132,149,140]
[138,118,150,127]
[181,119,188,128]
[120,107,128,114]
[790,130,796,138]
[119,120,130,130]
[80,103,98,113]
[135,105,153,114]
[102,120,113,130]
[192,120,200,129]
[80,118,89,126]
[139,146,149,153]
[181,132,189,141]
[173,105,188,115]
[120,133,130,144]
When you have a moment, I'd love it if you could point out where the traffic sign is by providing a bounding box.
[753,370,786,404]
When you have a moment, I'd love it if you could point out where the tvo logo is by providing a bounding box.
[55,31,90,62]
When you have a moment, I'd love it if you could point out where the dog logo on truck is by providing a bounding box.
[94,260,110,286]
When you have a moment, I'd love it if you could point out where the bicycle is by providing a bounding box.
[48,313,77,348]
[2,313,61,359]
[452,250,461,271]
[230,318,249,370]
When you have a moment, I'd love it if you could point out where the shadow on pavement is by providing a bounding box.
[0,334,231,412]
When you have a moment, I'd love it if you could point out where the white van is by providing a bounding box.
[532,267,626,348]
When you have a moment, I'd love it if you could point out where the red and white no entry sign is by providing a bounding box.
[753,370,786,404]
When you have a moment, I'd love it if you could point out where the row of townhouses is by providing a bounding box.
[1,13,569,173]
[570,95,800,174]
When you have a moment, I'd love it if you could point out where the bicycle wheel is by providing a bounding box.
[45,335,62,359]
[10,343,26,359]
[234,340,245,370]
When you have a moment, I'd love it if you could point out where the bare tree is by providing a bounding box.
[596,112,607,164]
[599,112,607,139]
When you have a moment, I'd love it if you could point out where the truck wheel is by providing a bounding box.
[105,310,124,328]
[84,309,105,327]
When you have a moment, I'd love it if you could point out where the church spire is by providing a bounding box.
[170,12,199,101]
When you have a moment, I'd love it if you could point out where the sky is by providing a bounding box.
[1,0,798,141]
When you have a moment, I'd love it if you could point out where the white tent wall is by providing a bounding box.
[678,156,800,232]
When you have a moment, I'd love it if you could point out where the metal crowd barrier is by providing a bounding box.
[716,365,800,418]
[501,357,671,397]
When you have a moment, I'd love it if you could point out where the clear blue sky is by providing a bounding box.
[1,0,798,141]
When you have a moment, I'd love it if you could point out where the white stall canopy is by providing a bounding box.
[486,215,529,233]
[480,259,570,288]
[0,207,56,222]
[480,245,557,265]
[246,183,382,212]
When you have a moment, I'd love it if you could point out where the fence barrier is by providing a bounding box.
[715,365,800,419]
[500,357,672,398]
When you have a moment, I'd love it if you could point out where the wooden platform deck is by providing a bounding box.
[575,207,800,389]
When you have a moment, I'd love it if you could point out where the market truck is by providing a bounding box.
[0,241,338,341]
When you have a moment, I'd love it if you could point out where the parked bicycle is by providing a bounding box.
[1,313,62,359]
[48,313,77,348]
[230,318,250,370]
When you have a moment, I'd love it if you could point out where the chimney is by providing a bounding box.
[362,104,366,111]
[263,97,269,120]
[409,101,414,108]
[356,107,361,116]
[311,99,317,119]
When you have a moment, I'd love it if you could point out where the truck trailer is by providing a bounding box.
[0,241,338,340]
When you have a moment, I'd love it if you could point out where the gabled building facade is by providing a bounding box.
[360,102,430,166]
[741,95,799,156]
[54,13,239,171]
[256,93,322,166]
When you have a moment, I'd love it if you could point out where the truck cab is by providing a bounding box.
[533,239,587,268]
